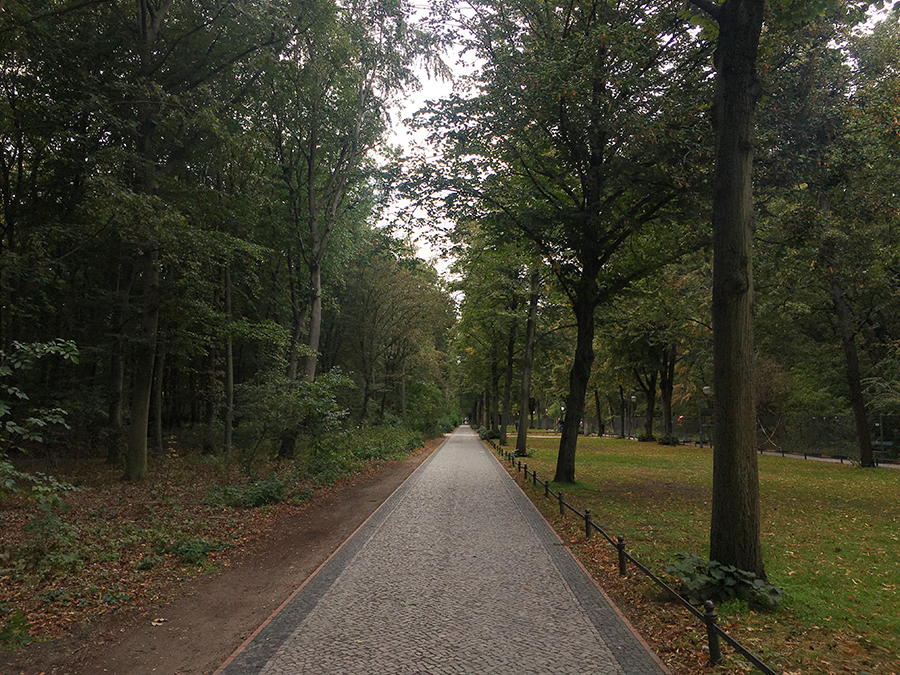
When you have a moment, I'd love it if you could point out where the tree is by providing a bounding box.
[450,229,535,441]
[255,0,429,385]
[685,0,767,576]
[331,232,455,426]
[515,266,541,456]
[687,0,877,575]
[412,0,710,482]
[754,13,900,467]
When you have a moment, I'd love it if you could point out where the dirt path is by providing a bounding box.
[3,440,441,675]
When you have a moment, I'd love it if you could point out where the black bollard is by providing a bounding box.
[704,600,722,665]
[616,535,627,576]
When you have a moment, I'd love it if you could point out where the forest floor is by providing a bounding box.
[0,439,441,675]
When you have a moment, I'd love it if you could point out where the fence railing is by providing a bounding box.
[604,414,900,464]
[486,439,779,675]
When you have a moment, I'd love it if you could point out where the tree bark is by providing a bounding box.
[125,249,160,481]
[304,260,323,381]
[635,369,658,441]
[500,319,517,445]
[829,278,874,467]
[516,269,540,456]
[490,355,500,436]
[224,264,234,455]
[202,344,218,454]
[660,345,676,436]
[152,327,167,457]
[286,253,310,381]
[704,0,766,577]
[554,287,596,483]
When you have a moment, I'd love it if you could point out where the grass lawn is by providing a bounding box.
[495,433,899,675]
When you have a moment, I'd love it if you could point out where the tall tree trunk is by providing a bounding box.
[224,265,234,455]
[401,361,407,420]
[304,260,323,381]
[554,289,595,483]
[107,255,133,464]
[125,249,160,481]
[636,370,658,440]
[490,356,500,436]
[203,345,218,454]
[500,320,517,445]
[516,270,540,456]
[286,254,310,381]
[124,0,168,481]
[703,0,766,577]
[152,327,167,456]
[360,375,372,425]
[660,346,676,436]
[106,342,125,464]
[829,278,874,467]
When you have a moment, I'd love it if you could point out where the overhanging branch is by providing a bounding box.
[688,0,722,20]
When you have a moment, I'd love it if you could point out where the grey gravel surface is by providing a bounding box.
[215,426,668,675]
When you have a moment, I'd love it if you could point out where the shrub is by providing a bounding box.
[4,503,83,575]
[663,552,785,610]
[476,426,499,440]
[153,538,231,565]
[657,433,680,446]
[205,474,289,508]
[0,604,31,649]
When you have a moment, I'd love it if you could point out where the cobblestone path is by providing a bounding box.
[214,427,668,675]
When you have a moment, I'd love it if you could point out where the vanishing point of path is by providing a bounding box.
[214,426,668,675]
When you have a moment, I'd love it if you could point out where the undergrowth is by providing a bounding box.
[0,423,432,649]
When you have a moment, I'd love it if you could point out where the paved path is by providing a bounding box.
[215,427,668,675]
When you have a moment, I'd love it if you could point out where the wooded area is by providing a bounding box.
[408,0,899,576]
[1,0,458,484]
[2,0,900,580]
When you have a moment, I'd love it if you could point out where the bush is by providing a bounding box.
[476,426,499,440]
[657,433,680,446]
[0,603,31,649]
[236,369,352,463]
[1,503,83,576]
[205,474,289,508]
[153,538,231,565]
[663,552,785,610]
[307,452,357,484]
[301,425,423,484]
